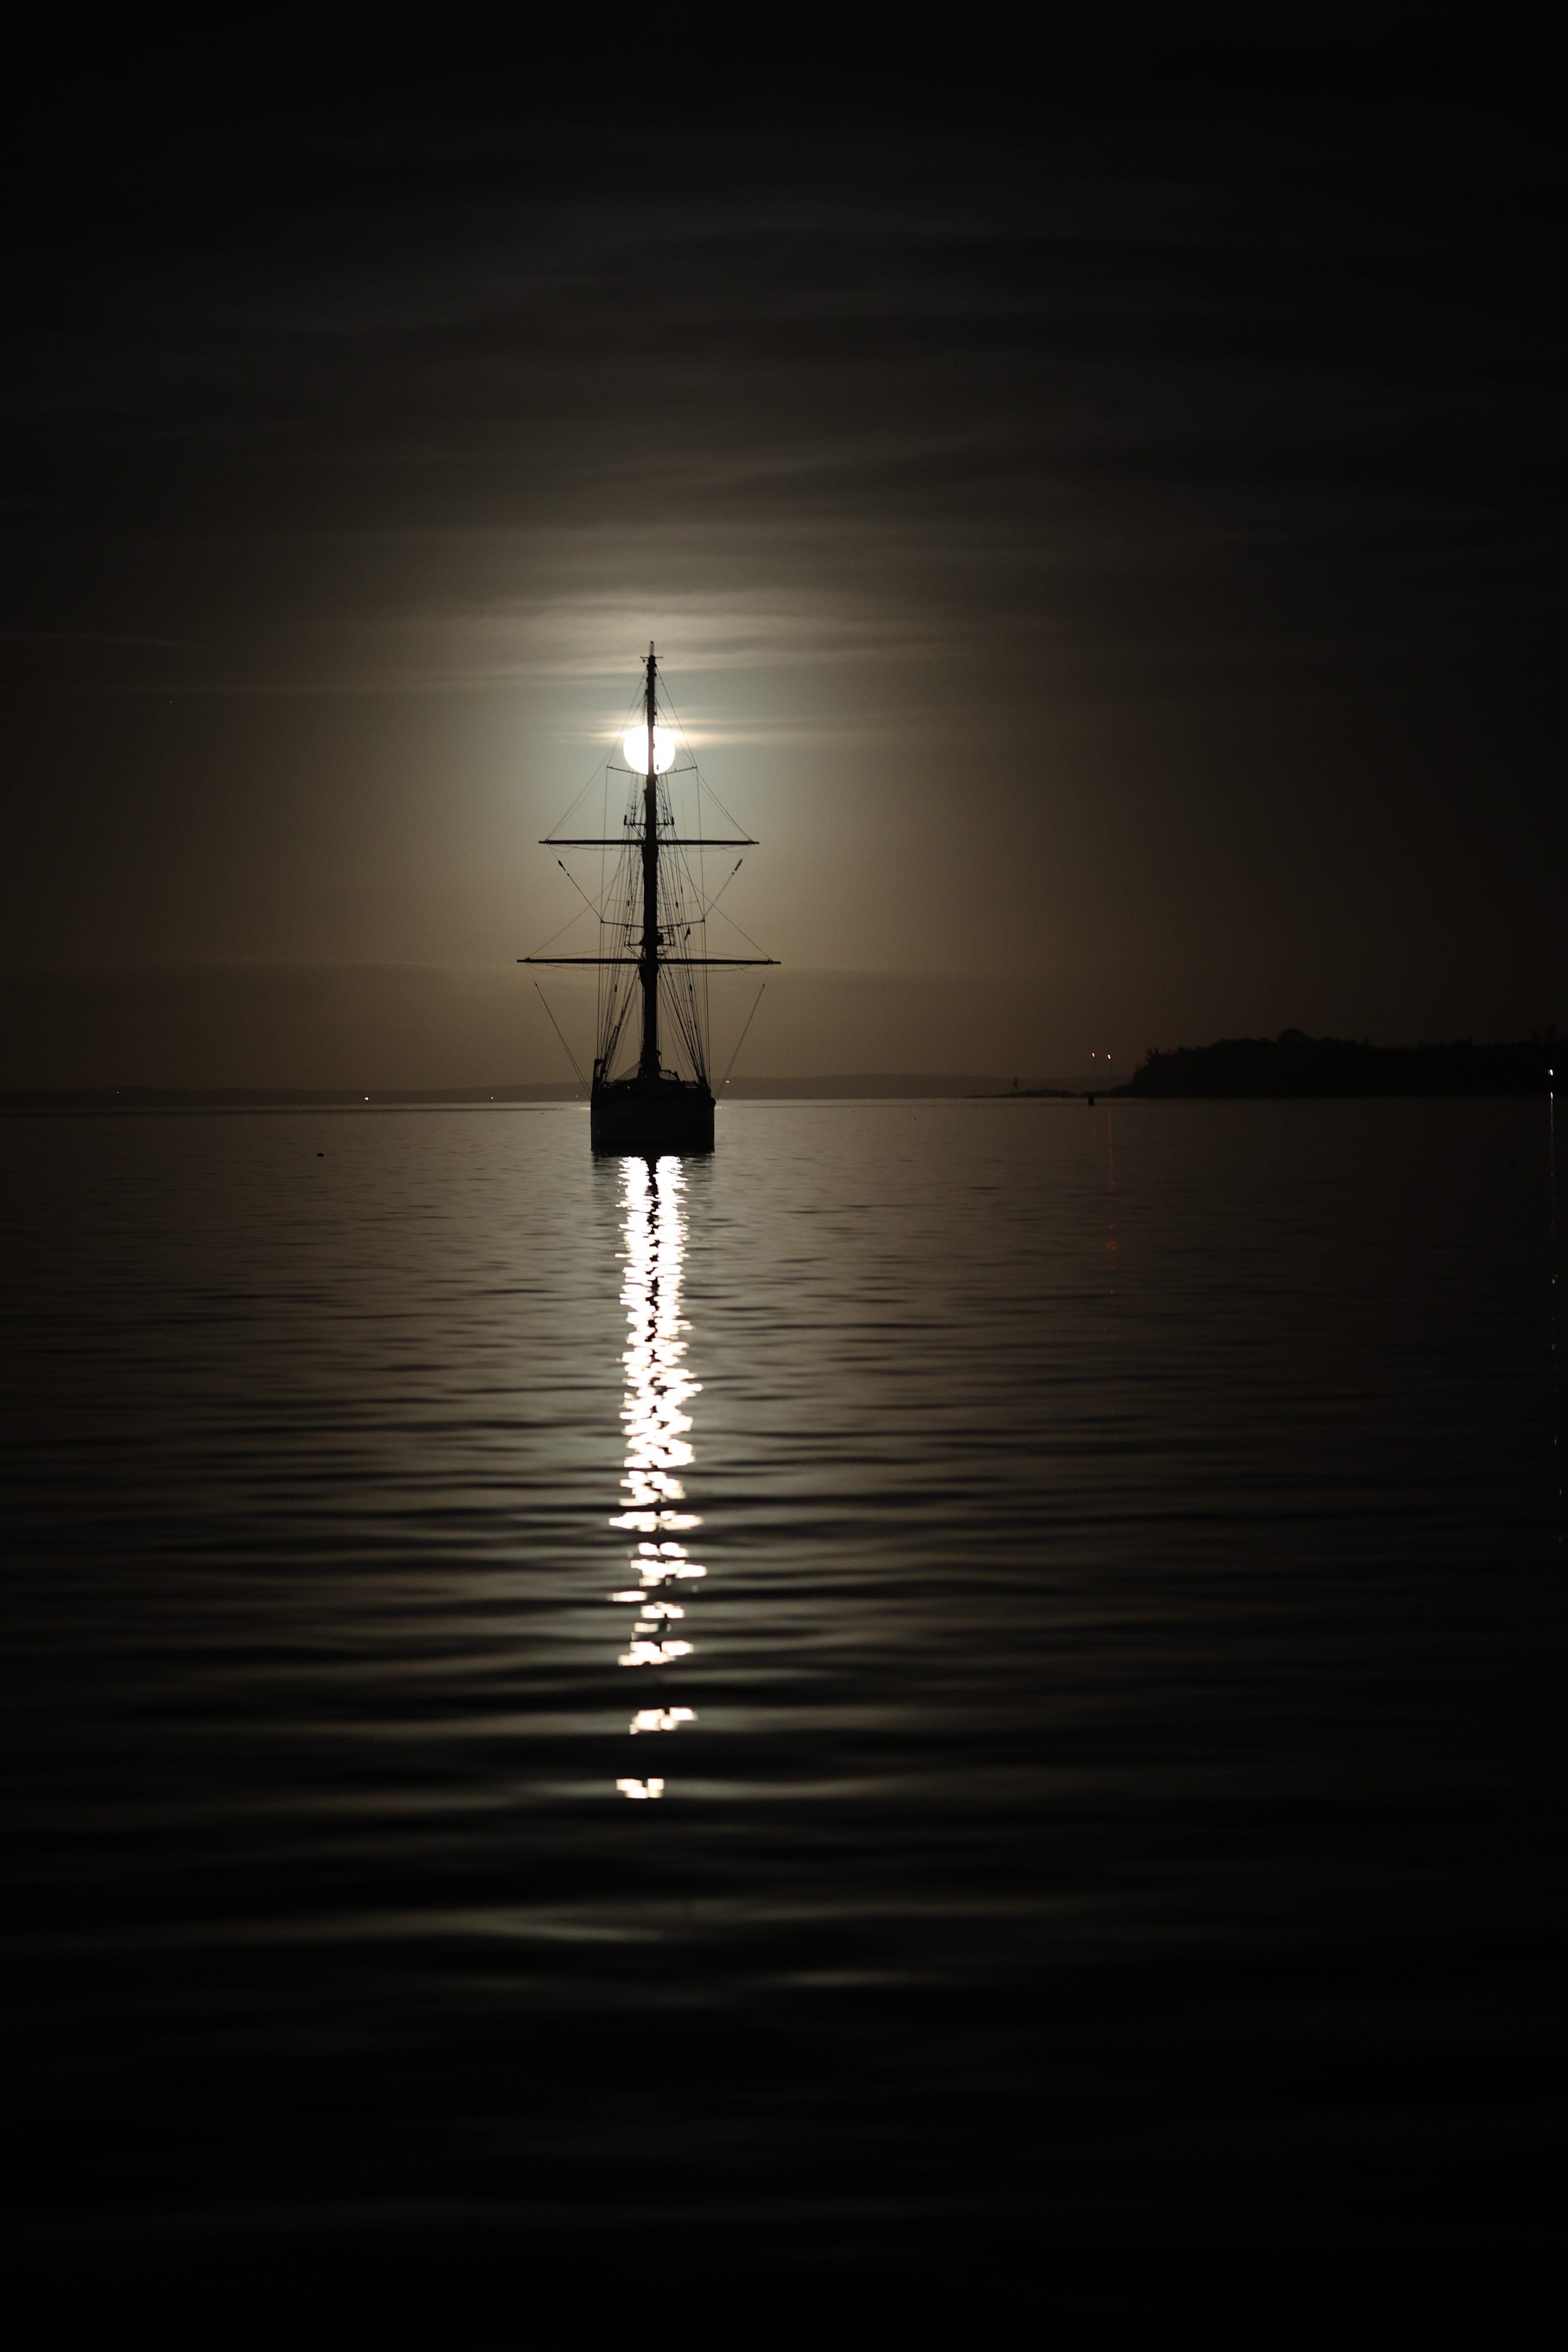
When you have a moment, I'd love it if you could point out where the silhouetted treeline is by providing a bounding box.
[1116,1028,1557,1099]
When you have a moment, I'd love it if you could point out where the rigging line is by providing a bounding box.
[543,741,617,844]
[678,963,708,1081]
[532,983,590,1097]
[720,983,768,1090]
[655,683,711,794]
[654,674,695,762]
[696,765,710,1054]
[708,899,772,958]
[696,759,705,919]
[597,760,609,1059]
[603,724,644,1064]
[541,764,601,841]
[651,676,719,897]
[681,760,748,839]
[599,678,649,1073]
[655,827,701,1081]
[556,859,604,920]
[702,857,744,916]
[603,982,634,1075]
[653,676,755,1084]
[531,897,600,956]
[549,672,646,841]
[658,842,706,1075]
[660,968,699,1078]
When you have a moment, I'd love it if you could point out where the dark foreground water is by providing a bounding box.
[3,1099,1563,2311]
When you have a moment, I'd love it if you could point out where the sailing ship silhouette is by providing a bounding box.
[523,644,777,1152]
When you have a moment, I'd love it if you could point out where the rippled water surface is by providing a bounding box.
[3,1099,1563,2294]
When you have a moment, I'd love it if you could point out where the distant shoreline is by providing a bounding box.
[1109,1030,1555,1100]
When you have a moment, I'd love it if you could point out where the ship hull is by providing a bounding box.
[590,1077,715,1155]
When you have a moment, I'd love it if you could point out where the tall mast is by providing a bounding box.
[523,641,775,1124]
[638,642,659,1078]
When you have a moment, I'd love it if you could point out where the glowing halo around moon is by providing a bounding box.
[622,723,677,775]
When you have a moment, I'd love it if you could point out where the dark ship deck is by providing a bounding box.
[590,1072,714,1155]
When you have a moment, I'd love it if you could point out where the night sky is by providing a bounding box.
[3,10,1559,1086]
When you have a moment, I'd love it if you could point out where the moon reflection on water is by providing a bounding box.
[610,1154,705,1798]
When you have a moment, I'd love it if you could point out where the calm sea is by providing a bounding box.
[3,1100,1562,2302]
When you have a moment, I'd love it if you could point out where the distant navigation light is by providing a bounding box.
[622,723,677,776]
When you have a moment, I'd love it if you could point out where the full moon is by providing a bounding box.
[622,723,677,775]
